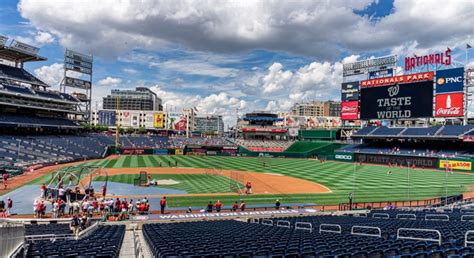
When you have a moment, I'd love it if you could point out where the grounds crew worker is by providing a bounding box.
[160,196,167,214]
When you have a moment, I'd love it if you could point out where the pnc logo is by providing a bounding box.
[437,76,462,85]
[437,77,445,85]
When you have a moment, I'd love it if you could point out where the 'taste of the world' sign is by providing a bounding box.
[404,48,452,71]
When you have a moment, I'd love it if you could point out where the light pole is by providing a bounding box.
[16,139,21,160]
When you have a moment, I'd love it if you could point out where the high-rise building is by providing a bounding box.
[195,115,224,134]
[291,100,341,117]
[102,87,162,111]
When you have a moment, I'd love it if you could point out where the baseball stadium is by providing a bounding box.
[2,2,474,258]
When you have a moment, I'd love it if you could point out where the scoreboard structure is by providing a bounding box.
[340,65,467,123]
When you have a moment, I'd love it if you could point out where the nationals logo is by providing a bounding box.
[405,48,452,71]
[340,101,358,120]
[435,93,463,117]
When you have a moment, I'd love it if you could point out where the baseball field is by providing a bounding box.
[23,155,474,209]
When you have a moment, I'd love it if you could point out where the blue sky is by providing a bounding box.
[1,0,473,125]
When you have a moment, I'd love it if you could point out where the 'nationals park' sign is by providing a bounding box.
[360,72,434,88]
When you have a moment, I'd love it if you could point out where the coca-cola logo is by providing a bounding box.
[436,107,461,116]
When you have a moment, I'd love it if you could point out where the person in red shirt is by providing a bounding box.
[245,181,252,194]
[2,172,8,189]
[232,201,238,212]
[102,184,107,197]
[7,197,12,216]
[92,199,98,213]
[215,200,222,212]
[160,196,166,214]
[240,201,246,211]
[41,183,47,198]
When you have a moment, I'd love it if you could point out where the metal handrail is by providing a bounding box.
[295,222,313,233]
[465,230,474,247]
[372,213,390,219]
[25,233,74,242]
[397,228,441,245]
[461,209,474,213]
[276,220,290,228]
[319,224,341,234]
[396,213,416,220]
[351,226,381,237]
[461,215,474,222]
[425,214,449,221]
[261,219,273,226]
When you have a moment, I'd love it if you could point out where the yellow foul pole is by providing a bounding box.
[115,96,120,148]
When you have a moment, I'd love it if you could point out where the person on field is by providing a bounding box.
[206,201,213,213]
[2,171,8,189]
[275,199,281,210]
[7,197,13,216]
[40,183,47,198]
[240,201,246,211]
[348,192,353,211]
[215,200,222,212]
[160,196,167,214]
[245,181,252,194]
[102,184,107,197]
[0,199,5,218]
[232,201,239,211]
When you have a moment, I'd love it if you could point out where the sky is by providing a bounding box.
[0,0,473,127]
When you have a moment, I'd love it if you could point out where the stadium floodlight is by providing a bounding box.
[0,35,8,47]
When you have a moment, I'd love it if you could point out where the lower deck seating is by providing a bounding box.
[25,223,72,236]
[25,225,125,257]
[143,214,474,257]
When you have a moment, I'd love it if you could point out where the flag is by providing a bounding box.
[467,43,472,49]
[447,47,452,52]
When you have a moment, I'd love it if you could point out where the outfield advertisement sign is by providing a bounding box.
[334,152,354,162]
[436,68,464,93]
[132,209,318,221]
[439,160,472,171]
[355,153,438,169]
[360,81,434,120]
[98,111,116,126]
[360,72,434,88]
[368,69,393,79]
[341,81,359,101]
[153,149,169,155]
[435,93,464,117]
[340,101,359,120]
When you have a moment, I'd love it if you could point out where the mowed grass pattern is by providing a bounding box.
[35,155,474,207]
[106,156,474,199]
[94,174,242,194]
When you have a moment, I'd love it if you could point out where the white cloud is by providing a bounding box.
[18,0,473,59]
[155,59,238,78]
[97,76,122,87]
[33,63,63,88]
[34,31,54,44]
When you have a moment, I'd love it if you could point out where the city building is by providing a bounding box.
[291,100,341,117]
[102,87,162,111]
[195,115,224,134]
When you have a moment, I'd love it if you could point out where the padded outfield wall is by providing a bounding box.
[333,151,474,172]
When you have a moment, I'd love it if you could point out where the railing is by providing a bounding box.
[319,224,341,234]
[425,214,449,221]
[397,228,441,245]
[261,219,273,226]
[25,234,74,243]
[132,227,145,258]
[396,214,416,220]
[461,215,474,222]
[351,226,381,237]
[461,208,474,213]
[295,222,313,233]
[276,220,290,228]
[372,213,390,219]
[465,230,474,247]
[78,221,98,239]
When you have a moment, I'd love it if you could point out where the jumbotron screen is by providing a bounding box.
[360,81,433,120]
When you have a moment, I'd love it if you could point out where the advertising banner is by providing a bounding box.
[334,152,354,162]
[343,55,397,77]
[64,76,91,90]
[368,69,394,79]
[98,111,116,126]
[360,81,433,120]
[122,112,131,126]
[463,135,474,142]
[175,148,183,155]
[288,128,299,137]
[285,116,306,127]
[168,113,186,131]
[439,160,472,171]
[436,67,464,93]
[131,112,140,127]
[153,149,169,155]
[435,93,464,117]
[360,72,434,88]
[341,81,360,101]
[404,48,451,71]
[144,113,154,128]
[340,101,359,120]
[153,113,164,128]
[355,153,438,169]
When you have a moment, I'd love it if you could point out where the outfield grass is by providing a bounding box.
[94,174,243,194]
[31,155,474,208]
